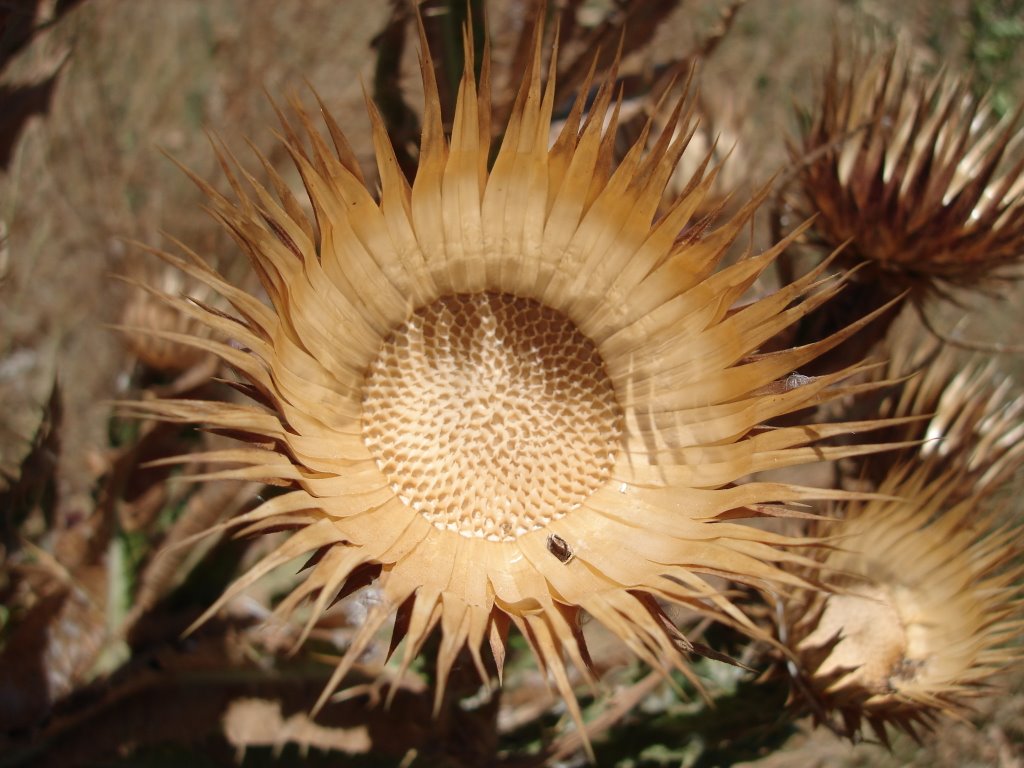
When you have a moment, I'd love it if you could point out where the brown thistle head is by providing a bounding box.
[790,42,1024,307]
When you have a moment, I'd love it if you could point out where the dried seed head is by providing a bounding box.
[779,461,1024,743]
[790,42,1024,302]
[855,323,1024,497]
[126,18,894,756]
[362,292,622,541]
[121,264,215,373]
[776,323,1024,742]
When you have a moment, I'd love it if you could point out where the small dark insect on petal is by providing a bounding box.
[547,533,573,564]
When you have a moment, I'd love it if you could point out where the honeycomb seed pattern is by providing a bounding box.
[361,292,623,542]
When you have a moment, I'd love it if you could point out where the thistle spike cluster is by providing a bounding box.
[872,338,1024,496]
[791,42,1024,303]
[120,262,216,373]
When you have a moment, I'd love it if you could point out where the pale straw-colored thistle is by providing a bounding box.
[121,262,216,373]
[781,464,1024,743]
[869,339,1024,496]
[125,22,894,752]
[778,349,1024,744]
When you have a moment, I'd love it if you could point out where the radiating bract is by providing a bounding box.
[777,341,1024,744]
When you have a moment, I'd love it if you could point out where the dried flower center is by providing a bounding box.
[805,583,929,692]
[362,292,622,542]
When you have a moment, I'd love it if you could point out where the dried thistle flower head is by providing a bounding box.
[780,463,1024,744]
[790,42,1024,307]
[779,329,1024,743]
[127,22,892,753]
[121,263,216,373]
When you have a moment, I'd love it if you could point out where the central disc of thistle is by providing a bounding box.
[362,292,623,542]
[811,584,924,690]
